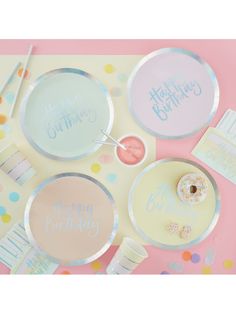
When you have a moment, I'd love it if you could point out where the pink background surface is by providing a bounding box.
[0,40,236,274]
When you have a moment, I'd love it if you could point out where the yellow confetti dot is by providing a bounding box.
[223,259,234,269]
[91,260,102,271]
[0,114,7,125]
[202,266,212,274]
[1,213,11,223]
[91,163,101,174]
[104,64,115,74]
[0,129,5,139]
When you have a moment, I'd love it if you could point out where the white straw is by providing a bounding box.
[0,62,21,96]
[9,45,33,118]
[94,140,118,147]
[101,129,127,150]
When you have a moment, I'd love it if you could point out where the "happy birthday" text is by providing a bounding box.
[44,97,97,139]
[149,78,202,121]
[44,202,100,238]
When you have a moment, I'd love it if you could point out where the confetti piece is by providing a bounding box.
[98,154,114,164]
[0,206,6,216]
[160,271,169,275]
[91,163,101,174]
[110,87,122,97]
[168,262,184,273]
[191,253,201,264]
[106,173,117,183]
[91,260,102,271]
[204,248,215,265]
[18,67,30,79]
[223,259,234,270]
[1,213,11,223]
[9,192,20,202]
[104,64,115,74]
[60,270,71,275]
[0,114,6,125]
[202,266,212,274]
[182,251,192,261]
[0,129,5,139]
[5,91,15,105]
[2,124,11,133]
[117,73,127,82]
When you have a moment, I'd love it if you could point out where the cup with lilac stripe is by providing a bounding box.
[0,144,36,185]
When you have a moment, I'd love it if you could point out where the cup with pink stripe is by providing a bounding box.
[0,144,36,185]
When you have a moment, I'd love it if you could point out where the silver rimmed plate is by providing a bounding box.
[128,48,219,139]
[20,68,114,160]
[128,158,220,250]
[24,173,118,265]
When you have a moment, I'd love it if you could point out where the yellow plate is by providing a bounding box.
[128,158,220,250]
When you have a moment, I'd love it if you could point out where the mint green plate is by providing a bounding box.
[20,68,114,160]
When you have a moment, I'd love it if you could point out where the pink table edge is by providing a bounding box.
[0,39,234,55]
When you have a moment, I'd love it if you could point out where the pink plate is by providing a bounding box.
[128,48,219,139]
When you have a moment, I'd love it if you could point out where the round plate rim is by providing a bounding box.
[20,68,114,160]
[128,158,221,250]
[24,172,119,266]
[127,47,220,140]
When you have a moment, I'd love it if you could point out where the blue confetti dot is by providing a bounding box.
[9,192,20,202]
[5,91,15,105]
[205,248,215,265]
[0,206,6,216]
[106,173,117,183]
[2,124,11,133]
[168,262,184,273]
[191,253,201,264]
[117,73,127,82]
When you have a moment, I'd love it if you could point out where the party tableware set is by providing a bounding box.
[0,46,223,274]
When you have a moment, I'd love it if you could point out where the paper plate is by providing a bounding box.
[128,48,219,139]
[24,173,118,265]
[20,68,114,160]
[128,159,220,250]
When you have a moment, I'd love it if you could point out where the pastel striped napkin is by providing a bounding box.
[0,222,31,269]
[0,222,58,274]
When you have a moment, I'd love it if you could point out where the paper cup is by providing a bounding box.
[106,237,148,274]
[0,144,36,185]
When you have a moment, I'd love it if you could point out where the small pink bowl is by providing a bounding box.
[115,134,147,167]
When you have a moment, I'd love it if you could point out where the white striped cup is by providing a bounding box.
[106,237,148,274]
[0,144,36,185]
